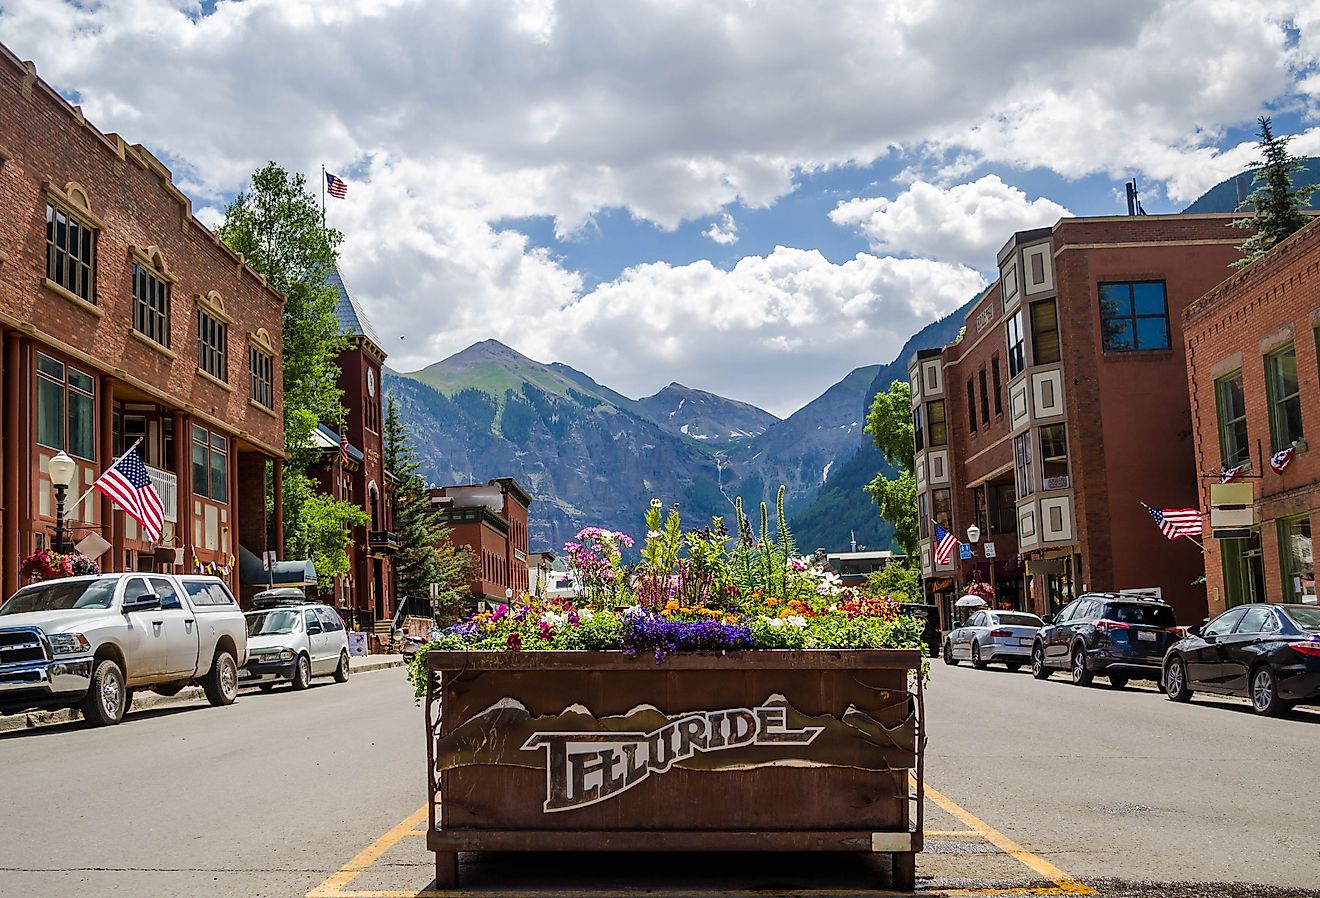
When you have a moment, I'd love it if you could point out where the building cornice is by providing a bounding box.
[1184,216,1320,326]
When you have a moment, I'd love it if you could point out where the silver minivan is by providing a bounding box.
[241,601,350,690]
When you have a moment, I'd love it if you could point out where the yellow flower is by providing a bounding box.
[485,622,496,632]
[765,597,779,607]
[665,599,680,611]
[779,608,794,619]
[724,615,739,624]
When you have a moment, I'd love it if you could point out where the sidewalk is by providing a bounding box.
[0,652,406,734]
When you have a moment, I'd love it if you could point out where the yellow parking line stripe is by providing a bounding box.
[925,829,978,836]
[307,804,429,897]
[922,782,1093,895]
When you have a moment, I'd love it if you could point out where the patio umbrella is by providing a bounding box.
[954,595,987,608]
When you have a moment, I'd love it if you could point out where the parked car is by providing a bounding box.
[943,610,1044,670]
[1031,593,1178,687]
[897,603,941,657]
[242,600,350,690]
[1163,603,1320,716]
[0,573,247,726]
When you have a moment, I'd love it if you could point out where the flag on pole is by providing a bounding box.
[94,446,164,541]
[933,521,959,565]
[339,431,350,466]
[1270,446,1296,473]
[1146,506,1203,541]
[1219,464,1244,483]
[325,172,348,199]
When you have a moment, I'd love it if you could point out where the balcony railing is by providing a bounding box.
[146,464,178,523]
[369,530,400,553]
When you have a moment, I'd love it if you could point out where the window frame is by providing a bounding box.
[978,368,990,425]
[1013,431,1034,500]
[35,351,96,460]
[1098,280,1171,353]
[1265,343,1302,452]
[249,345,274,410]
[991,355,1003,416]
[1006,310,1026,377]
[197,308,229,382]
[1214,370,1249,467]
[927,399,947,447]
[132,259,171,348]
[191,423,229,504]
[913,405,925,452]
[45,201,97,304]
[1277,514,1314,604]
[1030,299,1061,365]
[1039,423,1069,486]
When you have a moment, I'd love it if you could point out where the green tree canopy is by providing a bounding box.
[863,380,918,559]
[1232,116,1320,268]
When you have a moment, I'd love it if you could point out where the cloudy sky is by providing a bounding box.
[4,1,1320,417]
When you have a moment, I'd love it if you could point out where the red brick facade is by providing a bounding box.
[1185,217,1320,616]
[0,45,284,598]
[913,214,1243,627]
[428,479,531,606]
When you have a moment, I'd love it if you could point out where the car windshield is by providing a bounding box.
[1282,605,1320,632]
[995,613,1044,627]
[0,579,116,615]
[246,609,302,636]
[1105,603,1176,627]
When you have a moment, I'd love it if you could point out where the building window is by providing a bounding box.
[1214,371,1249,467]
[132,261,170,347]
[978,368,990,425]
[966,379,977,433]
[913,405,924,452]
[45,202,96,303]
[1006,310,1026,377]
[990,482,1017,534]
[918,492,928,540]
[1265,343,1302,451]
[36,352,96,460]
[191,424,228,503]
[1278,515,1315,604]
[1039,423,1069,488]
[927,400,947,447]
[1014,431,1034,500]
[1030,300,1061,364]
[1221,529,1264,607]
[1099,281,1170,352]
[991,356,1003,416]
[250,346,274,410]
[932,487,952,529]
[197,310,228,381]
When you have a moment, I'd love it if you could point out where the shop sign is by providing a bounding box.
[523,705,822,812]
[1210,482,1254,539]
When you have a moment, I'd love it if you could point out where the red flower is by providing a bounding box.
[506,632,523,652]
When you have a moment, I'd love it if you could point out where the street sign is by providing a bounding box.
[984,543,997,559]
[430,582,440,600]
[959,543,972,560]
[261,550,276,572]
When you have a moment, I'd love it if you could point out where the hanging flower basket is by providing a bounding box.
[20,549,101,584]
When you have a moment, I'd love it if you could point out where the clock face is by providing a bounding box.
[367,368,376,397]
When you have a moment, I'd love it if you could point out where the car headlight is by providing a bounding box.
[48,633,90,656]
[277,649,295,662]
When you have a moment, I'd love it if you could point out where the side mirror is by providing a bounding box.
[306,621,323,635]
[1186,625,1202,638]
[122,593,162,613]
[1041,615,1054,625]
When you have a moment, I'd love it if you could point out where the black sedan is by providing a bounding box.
[1163,603,1320,716]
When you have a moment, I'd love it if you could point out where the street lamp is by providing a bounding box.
[965,523,996,606]
[49,451,77,554]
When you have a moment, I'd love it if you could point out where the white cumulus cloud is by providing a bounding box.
[702,213,739,245]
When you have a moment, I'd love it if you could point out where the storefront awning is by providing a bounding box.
[239,545,318,587]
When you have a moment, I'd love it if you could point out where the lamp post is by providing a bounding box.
[48,451,77,554]
[965,522,996,607]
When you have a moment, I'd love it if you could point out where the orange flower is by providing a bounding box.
[724,615,739,624]
[765,597,779,607]
[779,608,794,619]
[665,599,680,611]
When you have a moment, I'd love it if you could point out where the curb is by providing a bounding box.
[0,656,406,735]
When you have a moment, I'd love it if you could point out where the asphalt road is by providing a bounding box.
[2,659,1317,897]
[0,666,423,898]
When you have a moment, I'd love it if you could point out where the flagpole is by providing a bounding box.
[1140,501,1206,553]
[65,437,145,517]
[321,164,327,228]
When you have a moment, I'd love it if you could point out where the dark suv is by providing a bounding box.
[1031,593,1178,687]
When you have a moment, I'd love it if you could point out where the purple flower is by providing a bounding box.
[620,613,754,664]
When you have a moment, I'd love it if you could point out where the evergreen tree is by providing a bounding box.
[1232,116,1320,268]
[384,393,477,622]
[218,163,364,570]
[863,380,919,559]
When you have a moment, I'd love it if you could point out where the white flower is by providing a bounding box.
[766,617,785,629]
[786,615,808,628]
[541,611,567,627]
[578,608,595,621]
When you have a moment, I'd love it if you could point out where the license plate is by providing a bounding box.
[1017,637,1033,646]
[1137,631,1156,642]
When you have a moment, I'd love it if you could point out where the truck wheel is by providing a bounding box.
[292,654,312,691]
[81,658,127,726]
[203,650,239,706]
[333,651,350,684]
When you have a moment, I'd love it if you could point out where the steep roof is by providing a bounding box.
[326,266,383,351]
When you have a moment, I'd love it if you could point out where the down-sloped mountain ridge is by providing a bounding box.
[638,383,779,445]
[389,298,977,553]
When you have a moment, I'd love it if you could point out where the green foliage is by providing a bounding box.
[1232,116,1320,268]
[384,393,477,624]
[218,163,351,564]
[452,388,498,429]
[864,380,919,557]
[299,492,369,579]
[498,391,537,446]
[865,561,921,604]
[749,611,921,651]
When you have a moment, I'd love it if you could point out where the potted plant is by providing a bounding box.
[20,549,100,584]
[415,490,928,890]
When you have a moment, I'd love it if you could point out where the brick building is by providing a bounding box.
[912,214,1243,627]
[0,45,285,599]
[428,478,531,607]
[309,268,395,633]
[1185,217,1320,616]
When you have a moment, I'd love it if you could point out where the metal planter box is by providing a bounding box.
[424,649,926,890]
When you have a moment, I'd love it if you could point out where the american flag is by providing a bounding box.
[326,172,348,199]
[1220,464,1244,484]
[933,521,959,565]
[1146,506,1203,541]
[94,447,164,542]
[339,431,350,466]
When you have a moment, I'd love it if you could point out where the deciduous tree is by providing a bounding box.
[863,380,919,559]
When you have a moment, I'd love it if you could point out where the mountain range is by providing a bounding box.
[385,300,973,555]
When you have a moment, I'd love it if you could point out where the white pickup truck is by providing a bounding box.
[0,572,248,726]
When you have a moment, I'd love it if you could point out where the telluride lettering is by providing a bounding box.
[521,704,823,812]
